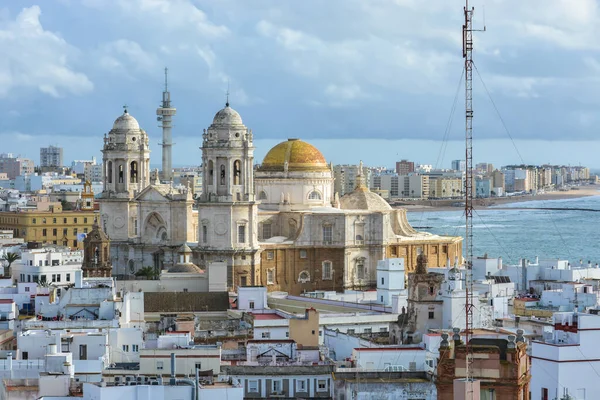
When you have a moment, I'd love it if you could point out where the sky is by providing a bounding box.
[2,0,600,169]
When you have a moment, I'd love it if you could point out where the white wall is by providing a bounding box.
[352,348,426,371]
[83,382,193,400]
[238,287,267,311]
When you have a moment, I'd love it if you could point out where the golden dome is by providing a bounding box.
[259,139,329,172]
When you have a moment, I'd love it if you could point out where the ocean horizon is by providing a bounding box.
[407,195,600,266]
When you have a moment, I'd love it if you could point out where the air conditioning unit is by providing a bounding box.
[136,376,143,383]
[127,381,138,386]
[125,375,135,383]
[114,376,122,384]
[150,380,160,386]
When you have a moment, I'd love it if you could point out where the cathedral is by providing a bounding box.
[99,102,463,295]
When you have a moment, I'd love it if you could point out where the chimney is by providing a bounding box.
[170,353,176,385]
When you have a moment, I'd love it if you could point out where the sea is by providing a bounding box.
[406,194,600,266]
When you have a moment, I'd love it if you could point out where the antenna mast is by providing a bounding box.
[463,0,475,391]
[157,67,177,182]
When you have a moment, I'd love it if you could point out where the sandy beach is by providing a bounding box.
[400,185,600,213]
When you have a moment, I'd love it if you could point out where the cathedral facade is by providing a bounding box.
[98,109,197,276]
[99,102,462,294]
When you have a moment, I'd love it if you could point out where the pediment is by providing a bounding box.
[136,185,170,202]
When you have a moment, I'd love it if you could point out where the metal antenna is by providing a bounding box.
[164,67,169,92]
[463,0,475,393]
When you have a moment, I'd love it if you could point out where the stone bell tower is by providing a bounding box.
[197,102,260,289]
[82,222,113,278]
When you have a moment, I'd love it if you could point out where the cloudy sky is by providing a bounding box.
[2,0,600,169]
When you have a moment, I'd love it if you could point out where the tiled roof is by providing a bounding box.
[144,292,229,313]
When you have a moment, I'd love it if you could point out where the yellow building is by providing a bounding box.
[430,177,463,199]
[0,207,97,250]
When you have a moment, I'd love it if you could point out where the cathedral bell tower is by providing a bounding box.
[198,102,259,289]
[101,107,151,199]
[82,222,112,278]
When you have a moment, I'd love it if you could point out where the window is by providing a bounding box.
[157,361,164,370]
[432,246,438,254]
[84,228,88,234]
[380,327,388,332]
[33,276,39,283]
[63,218,67,223]
[248,380,258,393]
[74,218,78,224]
[249,301,255,309]
[429,286,435,295]
[66,273,71,282]
[53,218,56,223]
[428,311,435,319]
[56,274,61,282]
[202,225,208,243]
[259,191,267,200]
[267,269,275,285]
[73,240,77,247]
[363,328,372,334]
[238,225,246,243]
[356,264,365,280]
[297,379,307,392]
[266,251,274,260]
[347,329,355,334]
[73,228,78,235]
[42,218,46,224]
[52,274,56,282]
[261,332,270,339]
[317,379,327,392]
[63,228,68,236]
[40,275,46,283]
[322,261,332,280]
[194,362,202,371]
[122,345,129,352]
[42,229,47,237]
[272,380,282,394]
[24,286,30,292]
[381,277,384,285]
[308,190,322,200]
[322,225,333,243]
[132,345,139,352]
[541,388,548,400]
[442,245,448,253]
[52,228,57,236]
[298,271,310,283]
[262,223,272,240]
[299,249,307,259]
[183,288,188,293]
[32,218,36,224]
[285,331,289,338]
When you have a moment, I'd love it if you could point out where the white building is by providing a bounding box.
[376,258,405,306]
[12,247,83,289]
[531,312,600,400]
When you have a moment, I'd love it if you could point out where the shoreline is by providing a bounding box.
[402,185,600,213]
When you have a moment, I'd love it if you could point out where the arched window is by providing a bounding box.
[208,160,214,183]
[107,161,113,184]
[308,190,322,200]
[220,165,226,185]
[118,165,124,183]
[130,161,138,183]
[298,271,310,283]
[259,191,268,200]
[233,160,241,185]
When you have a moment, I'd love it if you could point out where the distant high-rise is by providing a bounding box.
[451,159,466,172]
[40,145,63,168]
[0,154,34,179]
[157,67,176,182]
[395,159,415,175]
